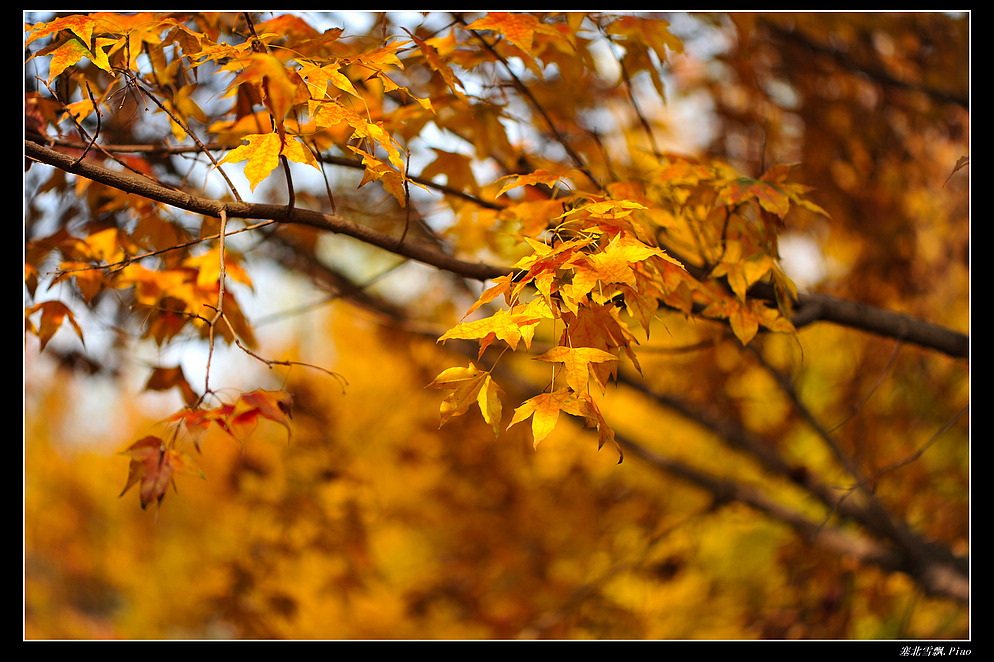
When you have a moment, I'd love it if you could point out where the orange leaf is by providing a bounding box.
[119,436,204,510]
[26,300,84,352]
[464,12,568,57]
[464,274,514,317]
[403,28,467,100]
[577,394,623,463]
[144,365,199,406]
[710,241,775,300]
[165,389,293,445]
[495,169,568,197]
[722,177,790,219]
[25,14,99,49]
[230,389,294,443]
[234,53,308,125]
[45,37,94,81]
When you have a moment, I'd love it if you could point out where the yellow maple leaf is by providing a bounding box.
[219,133,318,192]
[182,247,253,289]
[478,375,504,437]
[437,306,542,354]
[428,364,488,426]
[427,364,504,436]
[533,345,619,393]
[495,169,567,197]
[218,132,282,191]
[507,389,577,448]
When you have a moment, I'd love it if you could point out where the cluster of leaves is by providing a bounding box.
[430,162,820,457]
[24,11,822,502]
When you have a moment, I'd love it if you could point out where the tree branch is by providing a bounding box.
[618,433,968,604]
[25,139,507,282]
[26,138,970,359]
[792,292,969,360]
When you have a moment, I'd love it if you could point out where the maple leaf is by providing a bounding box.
[507,389,579,448]
[721,177,791,219]
[403,28,468,101]
[427,364,504,436]
[25,14,100,50]
[495,169,573,198]
[464,12,569,59]
[218,133,283,191]
[533,345,619,393]
[25,300,85,352]
[507,388,623,461]
[230,53,309,133]
[500,198,566,236]
[562,302,641,380]
[218,133,318,191]
[710,240,775,300]
[557,231,681,315]
[701,289,794,345]
[605,15,683,61]
[438,305,543,356]
[144,364,199,407]
[167,389,294,445]
[348,146,413,207]
[32,36,105,81]
[420,148,480,196]
[119,436,204,510]
[232,389,294,443]
[464,274,515,317]
[576,393,623,463]
[477,375,504,437]
[182,246,254,290]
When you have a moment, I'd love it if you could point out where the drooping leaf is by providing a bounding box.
[144,364,199,406]
[119,436,204,510]
[25,300,85,352]
[532,345,619,393]
[507,388,578,448]
[427,364,504,437]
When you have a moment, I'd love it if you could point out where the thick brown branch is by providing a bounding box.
[792,291,969,360]
[25,139,508,282]
[26,138,969,358]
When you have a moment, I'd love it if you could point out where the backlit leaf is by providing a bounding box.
[533,345,619,393]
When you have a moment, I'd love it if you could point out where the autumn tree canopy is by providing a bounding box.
[24,11,969,640]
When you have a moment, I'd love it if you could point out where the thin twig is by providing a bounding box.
[202,207,228,398]
[456,16,602,191]
[121,68,243,201]
[51,219,277,276]
[829,340,903,433]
